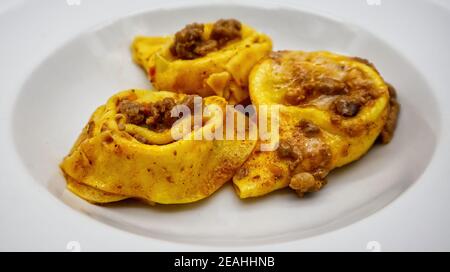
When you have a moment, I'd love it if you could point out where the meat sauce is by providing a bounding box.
[277,120,331,196]
[279,54,384,119]
[117,95,198,144]
[170,19,242,60]
[275,55,400,196]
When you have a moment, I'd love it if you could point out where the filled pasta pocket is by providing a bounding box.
[60,89,256,204]
[233,51,399,198]
[131,19,272,104]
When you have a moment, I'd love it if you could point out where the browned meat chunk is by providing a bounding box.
[298,120,320,137]
[194,39,218,56]
[277,140,301,160]
[379,83,400,144]
[144,97,178,131]
[170,19,242,60]
[170,23,205,60]
[333,96,362,117]
[117,97,179,132]
[284,77,348,105]
[210,19,242,46]
[117,99,145,125]
[289,172,325,197]
[295,141,332,173]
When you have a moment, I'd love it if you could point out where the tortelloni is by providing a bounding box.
[131,19,273,104]
[233,51,399,198]
[60,89,256,204]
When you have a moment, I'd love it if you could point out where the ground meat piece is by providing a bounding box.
[277,140,301,160]
[117,97,179,132]
[334,96,362,117]
[303,78,347,96]
[289,172,324,197]
[194,39,218,56]
[145,98,178,131]
[210,19,242,46]
[298,120,320,137]
[379,83,400,144]
[295,138,332,173]
[170,23,205,60]
[289,172,315,190]
[312,168,329,180]
[278,141,292,157]
[170,19,241,60]
[117,100,146,125]
[284,78,347,105]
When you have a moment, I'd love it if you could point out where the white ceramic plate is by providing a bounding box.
[1,0,450,251]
